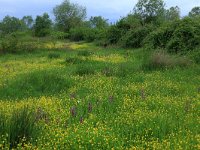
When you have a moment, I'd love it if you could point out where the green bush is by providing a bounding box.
[69,27,86,41]
[84,28,97,42]
[145,17,200,53]
[107,25,123,44]
[0,34,18,53]
[18,42,38,52]
[120,26,153,48]
[188,49,200,64]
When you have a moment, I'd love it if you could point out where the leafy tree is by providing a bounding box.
[134,0,165,25]
[189,7,200,18]
[22,16,34,29]
[89,16,109,29]
[165,6,180,21]
[33,13,52,37]
[53,0,86,32]
[0,16,24,34]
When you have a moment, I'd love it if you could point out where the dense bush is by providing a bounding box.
[0,33,38,53]
[69,27,99,42]
[0,34,18,53]
[69,27,86,41]
[188,49,200,64]
[120,25,153,48]
[145,17,200,53]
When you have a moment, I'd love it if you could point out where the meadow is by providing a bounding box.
[0,41,199,149]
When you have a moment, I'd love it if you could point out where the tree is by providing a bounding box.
[189,7,200,18]
[33,13,52,37]
[53,0,86,32]
[165,6,180,21]
[0,16,23,34]
[134,0,165,25]
[22,16,34,29]
[89,16,109,29]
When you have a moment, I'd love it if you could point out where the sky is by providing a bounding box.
[0,0,200,22]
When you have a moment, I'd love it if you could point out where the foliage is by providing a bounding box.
[134,0,166,24]
[69,27,98,42]
[188,49,200,64]
[33,13,52,37]
[145,17,200,53]
[0,16,24,34]
[0,33,19,53]
[165,6,180,21]
[89,16,109,29]
[53,0,86,32]
[69,27,86,41]
[189,6,200,18]
[119,25,153,48]
[50,31,69,39]
[22,16,34,29]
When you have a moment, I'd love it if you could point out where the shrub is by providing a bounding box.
[84,28,98,42]
[188,49,200,64]
[120,26,153,48]
[69,27,86,41]
[107,25,123,44]
[145,17,200,53]
[18,42,38,52]
[0,34,18,53]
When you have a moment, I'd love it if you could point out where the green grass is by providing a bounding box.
[0,41,199,149]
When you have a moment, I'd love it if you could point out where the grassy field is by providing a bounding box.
[0,41,199,149]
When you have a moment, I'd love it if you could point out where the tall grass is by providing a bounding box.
[0,106,39,149]
[143,51,191,70]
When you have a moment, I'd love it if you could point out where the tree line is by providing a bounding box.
[0,0,200,53]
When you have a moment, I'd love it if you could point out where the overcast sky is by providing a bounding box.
[0,0,200,22]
